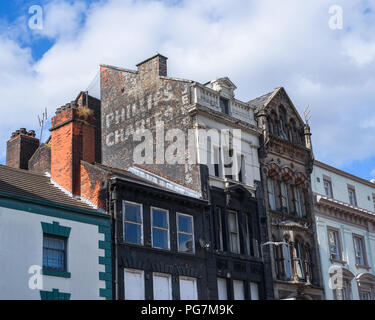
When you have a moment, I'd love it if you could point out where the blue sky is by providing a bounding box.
[0,0,374,181]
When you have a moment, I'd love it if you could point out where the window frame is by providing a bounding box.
[323,176,333,198]
[294,186,302,217]
[123,201,144,246]
[327,227,343,262]
[153,272,172,300]
[124,268,145,300]
[179,276,198,300]
[151,206,170,250]
[267,178,276,211]
[280,181,289,213]
[353,234,368,267]
[176,213,195,254]
[347,185,358,207]
[228,210,241,254]
[42,234,68,273]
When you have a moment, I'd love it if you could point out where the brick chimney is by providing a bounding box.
[136,54,168,79]
[50,93,96,196]
[6,128,40,170]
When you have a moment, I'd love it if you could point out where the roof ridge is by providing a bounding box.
[0,164,47,178]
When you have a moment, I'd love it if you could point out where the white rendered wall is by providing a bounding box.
[315,215,375,300]
[197,114,260,189]
[0,206,105,300]
[312,165,375,212]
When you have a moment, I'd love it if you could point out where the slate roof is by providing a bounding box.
[247,91,274,111]
[0,164,96,212]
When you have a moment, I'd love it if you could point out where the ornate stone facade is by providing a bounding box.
[250,87,324,299]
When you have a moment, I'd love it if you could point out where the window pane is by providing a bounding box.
[178,215,192,233]
[228,212,238,233]
[178,234,193,253]
[233,280,245,300]
[125,203,141,222]
[152,228,168,249]
[124,223,142,244]
[180,277,198,300]
[152,209,167,228]
[43,236,66,271]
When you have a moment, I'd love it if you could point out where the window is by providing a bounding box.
[328,228,342,261]
[124,269,145,300]
[217,278,228,300]
[228,211,240,254]
[280,182,289,213]
[123,202,143,245]
[233,280,245,300]
[323,178,333,198]
[348,186,357,206]
[244,214,251,256]
[177,213,195,254]
[153,273,172,300]
[213,147,221,177]
[334,280,352,300]
[237,154,245,183]
[353,235,367,266]
[283,239,293,280]
[294,240,305,280]
[250,282,259,300]
[294,186,302,217]
[223,148,234,180]
[179,276,198,300]
[360,291,372,300]
[217,207,224,251]
[373,194,375,212]
[220,97,230,115]
[43,235,67,272]
[267,178,276,210]
[151,207,169,250]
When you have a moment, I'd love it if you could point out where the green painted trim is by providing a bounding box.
[41,221,71,237]
[42,269,71,278]
[0,190,108,219]
[0,194,110,227]
[99,288,112,299]
[99,272,111,281]
[98,225,112,300]
[40,288,71,300]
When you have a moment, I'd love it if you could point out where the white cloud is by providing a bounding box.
[0,0,374,172]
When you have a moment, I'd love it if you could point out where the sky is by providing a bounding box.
[0,0,374,181]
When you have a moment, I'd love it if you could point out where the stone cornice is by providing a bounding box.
[314,194,375,230]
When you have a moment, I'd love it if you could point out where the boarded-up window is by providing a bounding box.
[124,269,144,300]
[179,277,198,300]
[153,273,172,300]
[217,278,228,300]
[233,280,245,300]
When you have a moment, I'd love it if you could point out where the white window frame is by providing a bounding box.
[153,272,172,300]
[228,211,240,254]
[179,276,198,300]
[124,268,145,300]
[123,201,143,245]
[323,179,333,198]
[177,213,195,254]
[151,207,170,250]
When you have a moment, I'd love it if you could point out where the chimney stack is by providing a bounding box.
[6,128,40,170]
[50,93,96,196]
[136,54,168,79]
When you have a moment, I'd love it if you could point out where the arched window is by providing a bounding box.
[304,244,313,283]
[294,186,303,217]
[280,182,289,213]
[283,238,293,280]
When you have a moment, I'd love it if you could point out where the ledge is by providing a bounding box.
[42,269,71,278]
[330,258,347,265]
[356,264,371,270]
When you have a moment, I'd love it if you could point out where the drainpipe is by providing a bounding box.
[110,180,119,300]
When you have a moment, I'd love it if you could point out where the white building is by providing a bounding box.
[0,165,111,300]
[312,160,375,300]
